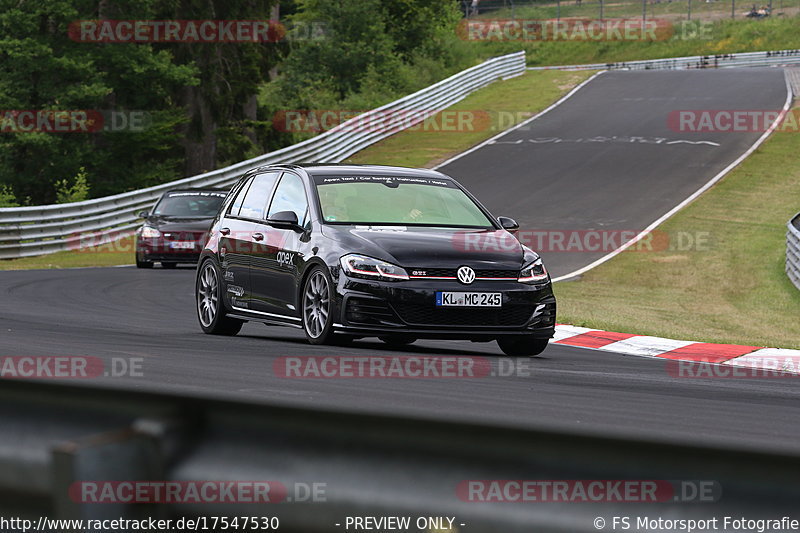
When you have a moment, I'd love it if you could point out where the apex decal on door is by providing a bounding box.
[277,251,295,266]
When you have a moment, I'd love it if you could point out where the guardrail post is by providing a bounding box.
[0,224,22,260]
[787,213,800,291]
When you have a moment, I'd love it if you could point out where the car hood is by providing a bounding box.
[144,217,214,235]
[326,225,526,269]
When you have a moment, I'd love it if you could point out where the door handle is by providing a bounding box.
[252,232,264,241]
[220,227,231,236]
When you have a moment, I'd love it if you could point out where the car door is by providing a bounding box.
[249,171,310,318]
[220,171,281,312]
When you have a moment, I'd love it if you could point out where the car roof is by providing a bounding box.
[252,164,453,181]
[162,188,228,194]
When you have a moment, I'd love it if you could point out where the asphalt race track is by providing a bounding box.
[439,68,789,277]
[2,69,797,454]
[2,266,800,454]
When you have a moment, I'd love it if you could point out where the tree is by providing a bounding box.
[0,0,198,204]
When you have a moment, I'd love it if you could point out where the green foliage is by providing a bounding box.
[0,0,200,204]
[0,0,280,204]
[0,184,20,207]
[270,0,478,116]
[54,166,90,204]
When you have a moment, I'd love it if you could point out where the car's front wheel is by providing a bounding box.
[302,266,338,345]
[196,259,243,336]
[135,252,153,269]
[497,336,549,357]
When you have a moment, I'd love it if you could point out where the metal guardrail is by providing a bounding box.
[527,48,800,71]
[2,380,800,531]
[788,212,800,290]
[0,52,526,260]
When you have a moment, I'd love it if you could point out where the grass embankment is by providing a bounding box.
[554,113,800,349]
[0,236,135,270]
[476,0,800,22]
[471,15,800,67]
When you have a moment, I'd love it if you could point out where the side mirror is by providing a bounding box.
[267,210,301,230]
[497,216,519,231]
[137,210,150,219]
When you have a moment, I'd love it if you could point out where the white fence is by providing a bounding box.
[788,213,800,290]
[527,49,800,71]
[0,52,526,259]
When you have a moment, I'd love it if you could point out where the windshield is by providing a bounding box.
[314,175,494,228]
[153,191,226,217]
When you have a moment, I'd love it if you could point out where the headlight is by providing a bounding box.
[340,254,409,281]
[518,258,548,283]
[140,226,162,239]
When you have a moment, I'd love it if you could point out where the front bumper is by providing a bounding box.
[334,276,556,340]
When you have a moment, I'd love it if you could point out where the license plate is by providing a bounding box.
[436,292,502,307]
[170,241,196,250]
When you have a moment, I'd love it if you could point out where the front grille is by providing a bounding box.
[392,302,534,327]
[408,268,517,279]
[345,297,401,326]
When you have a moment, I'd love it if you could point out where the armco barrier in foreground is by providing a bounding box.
[788,212,800,290]
[527,48,800,71]
[1,380,799,532]
[0,52,526,260]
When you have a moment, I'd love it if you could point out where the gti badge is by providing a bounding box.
[457,266,476,285]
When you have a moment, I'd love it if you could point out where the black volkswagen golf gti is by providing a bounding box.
[196,164,555,356]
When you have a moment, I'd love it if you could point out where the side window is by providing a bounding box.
[227,177,252,216]
[268,173,308,225]
[238,172,280,219]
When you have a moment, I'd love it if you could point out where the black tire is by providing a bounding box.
[161,261,178,269]
[136,253,153,269]
[497,336,549,357]
[378,335,417,346]
[196,259,243,336]
[301,265,338,345]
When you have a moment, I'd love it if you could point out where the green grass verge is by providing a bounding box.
[476,0,800,23]
[346,69,594,167]
[470,15,800,67]
[0,236,135,270]
[555,109,800,349]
